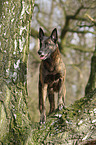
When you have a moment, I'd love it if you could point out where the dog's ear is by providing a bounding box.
[39,28,44,40]
[51,28,58,43]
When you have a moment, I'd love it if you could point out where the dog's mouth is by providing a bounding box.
[39,53,50,60]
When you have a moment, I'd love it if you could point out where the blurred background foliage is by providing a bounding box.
[27,0,96,122]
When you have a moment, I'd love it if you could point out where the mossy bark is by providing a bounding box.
[0,0,34,144]
[31,89,96,145]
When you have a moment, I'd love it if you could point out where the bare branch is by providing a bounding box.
[67,29,95,34]
[60,3,96,41]
[85,14,96,25]
[65,44,94,53]
[77,24,94,28]
[67,16,89,22]
[74,5,84,17]
[61,5,84,39]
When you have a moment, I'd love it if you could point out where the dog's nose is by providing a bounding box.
[38,50,42,55]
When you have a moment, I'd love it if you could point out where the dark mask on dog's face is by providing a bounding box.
[38,28,58,60]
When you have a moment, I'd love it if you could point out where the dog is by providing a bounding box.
[38,28,66,124]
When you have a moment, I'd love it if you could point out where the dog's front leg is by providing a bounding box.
[39,81,48,124]
[58,78,65,110]
[47,86,55,114]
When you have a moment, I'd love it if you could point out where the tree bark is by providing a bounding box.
[0,0,34,144]
[30,88,96,144]
[85,48,96,95]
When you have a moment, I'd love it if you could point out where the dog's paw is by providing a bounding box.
[58,103,64,111]
[40,115,46,124]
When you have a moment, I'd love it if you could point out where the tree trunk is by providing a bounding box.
[85,48,96,96]
[0,0,34,144]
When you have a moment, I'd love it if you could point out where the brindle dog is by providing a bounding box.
[38,28,66,124]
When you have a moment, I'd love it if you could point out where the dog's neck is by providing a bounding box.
[43,46,61,72]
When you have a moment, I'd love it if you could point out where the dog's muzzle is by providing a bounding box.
[38,50,49,60]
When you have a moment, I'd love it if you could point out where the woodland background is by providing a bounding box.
[0,0,96,144]
[27,0,96,122]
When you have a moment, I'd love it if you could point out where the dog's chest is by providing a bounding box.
[45,72,60,83]
[40,57,64,88]
[44,72,61,92]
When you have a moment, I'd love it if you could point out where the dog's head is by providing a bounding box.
[38,28,58,60]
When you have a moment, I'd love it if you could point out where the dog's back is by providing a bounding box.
[38,28,66,124]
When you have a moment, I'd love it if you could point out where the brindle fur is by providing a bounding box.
[38,28,66,123]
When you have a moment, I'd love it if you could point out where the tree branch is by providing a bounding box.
[61,5,84,39]
[65,44,94,53]
[60,4,96,41]
[85,14,96,25]
[74,5,84,17]
[67,16,89,22]
[67,29,95,34]
[77,24,94,28]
